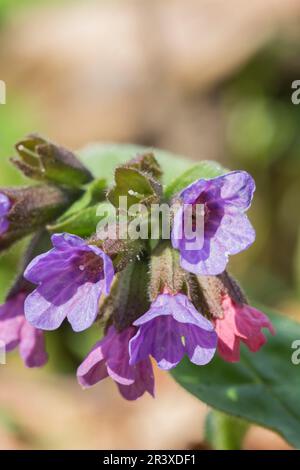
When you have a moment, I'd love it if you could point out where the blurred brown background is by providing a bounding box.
[0,0,300,449]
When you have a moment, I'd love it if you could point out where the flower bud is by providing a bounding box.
[0,185,77,251]
[107,166,162,209]
[149,241,187,300]
[186,271,247,320]
[11,134,93,187]
[123,152,162,180]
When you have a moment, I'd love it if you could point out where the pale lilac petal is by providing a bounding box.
[171,171,256,276]
[212,213,256,256]
[24,233,114,332]
[51,233,85,250]
[24,290,67,330]
[19,322,48,367]
[134,293,214,330]
[219,171,255,211]
[181,323,217,365]
[66,281,104,332]
[180,244,228,276]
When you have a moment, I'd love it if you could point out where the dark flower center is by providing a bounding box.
[74,251,104,283]
[192,191,224,238]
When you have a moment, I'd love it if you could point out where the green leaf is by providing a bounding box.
[58,178,107,221]
[171,308,300,449]
[108,167,160,208]
[48,202,115,238]
[48,178,108,237]
[77,143,192,185]
[165,161,227,199]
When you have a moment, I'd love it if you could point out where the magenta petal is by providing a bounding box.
[0,293,26,351]
[77,326,155,400]
[104,327,136,385]
[118,359,155,400]
[77,342,108,388]
[19,322,48,367]
[215,295,275,362]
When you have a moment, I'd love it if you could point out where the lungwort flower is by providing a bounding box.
[77,325,154,400]
[214,294,275,362]
[0,193,11,236]
[129,293,217,370]
[171,171,256,275]
[24,233,114,332]
[0,291,48,367]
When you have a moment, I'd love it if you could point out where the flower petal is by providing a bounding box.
[219,171,256,211]
[134,293,214,331]
[182,323,217,365]
[77,341,108,388]
[19,322,48,367]
[130,316,185,370]
[117,358,155,400]
[24,289,67,330]
[0,293,26,351]
[51,232,85,250]
[66,281,104,332]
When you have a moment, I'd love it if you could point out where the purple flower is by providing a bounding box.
[0,291,48,367]
[129,293,217,370]
[0,193,11,235]
[24,233,114,332]
[171,171,256,275]
[77,325,154,401]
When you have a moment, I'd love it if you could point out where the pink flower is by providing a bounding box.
[215,295,275,362]
[0,291,48,367]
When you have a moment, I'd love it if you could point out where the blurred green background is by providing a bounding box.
[0,0,300,450]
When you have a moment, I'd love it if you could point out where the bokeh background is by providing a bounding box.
[0,0,300,450]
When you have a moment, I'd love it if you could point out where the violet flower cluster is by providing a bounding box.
[0,140,275,401]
